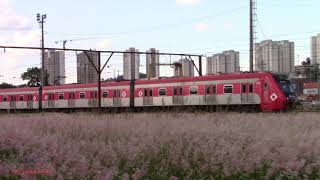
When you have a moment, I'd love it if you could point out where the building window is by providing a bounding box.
[80,92,85,99]
[190,86,198,95]
[59,93,64,100]
[19,95,24,101]
[3,96,7,102]
[159,88,167,96]
[224,85,233,94]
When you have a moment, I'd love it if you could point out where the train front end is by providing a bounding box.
[273,74,298,110]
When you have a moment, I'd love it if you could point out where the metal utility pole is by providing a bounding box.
[37,13,47,111]
[249,0,254,73]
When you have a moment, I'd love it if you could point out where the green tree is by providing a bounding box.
[21,67,49,87]
[0,82,16,89]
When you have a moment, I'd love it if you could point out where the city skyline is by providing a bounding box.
[0,0,320,84]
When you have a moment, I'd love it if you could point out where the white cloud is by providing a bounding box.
[194,22,209,31]
[96,39,112,50]
[0,0,32,30]
[176,0,202,6]
[0,0,39,84]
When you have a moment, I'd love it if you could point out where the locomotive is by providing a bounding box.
[0,72,296,112]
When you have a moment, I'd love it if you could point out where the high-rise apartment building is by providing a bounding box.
[44,50,65,85]
[77,52,99,84]
[255,40,295,74]
[311,34,320,65]
[146,48,160,79]
[206,50,240,75]
[123,48,140,80]
[174,58,194,77]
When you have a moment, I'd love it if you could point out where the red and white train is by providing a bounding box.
[0,72,296,112]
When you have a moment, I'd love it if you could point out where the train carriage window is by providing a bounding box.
[249,84,254,93]
[173,88,177,96]
[264,82,269,90]
[102,91,109,98]
[242,84,247,93]
[19,95,24,101]
[80,92,85,99]
[90,92,97,99]
[144,89,148,97]
[159,88,167,96]
[206,86,211,94]
[213,85,216,94]
[69,92,75,99]
[59,93,64,100]
[3,96,7,102]
[11,96,16,101]
[113,90,117,98]
[190,86,198,95]
[179,87,183,95]
[150,89,153,97]
[224,85,233,94]
[27,95,33,101]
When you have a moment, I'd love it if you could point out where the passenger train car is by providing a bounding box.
[0,72,296,112]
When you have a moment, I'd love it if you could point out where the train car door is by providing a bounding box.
[173,86,183,105]
[89,91,98,107]
[205,85,216,104]
[143,88,153,105]
[48,93,55,108]
[27,95,33,109]
[10,95,16,109]
[68,92,76,107]
[263,82,270,110]
[241,83,254,103]
[113,89,121,106]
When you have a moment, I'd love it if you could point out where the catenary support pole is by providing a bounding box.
[98,52,102,113]
[199,56,202,76]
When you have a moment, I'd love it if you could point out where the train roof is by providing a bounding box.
[0,72,273,93]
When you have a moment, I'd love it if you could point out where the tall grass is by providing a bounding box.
[0,112,320,179]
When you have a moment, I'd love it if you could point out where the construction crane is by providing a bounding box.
[54,39,73,49]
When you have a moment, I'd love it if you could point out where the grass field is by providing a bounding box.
[0,112,320,179]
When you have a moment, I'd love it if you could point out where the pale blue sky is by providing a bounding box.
[1,0,320,84]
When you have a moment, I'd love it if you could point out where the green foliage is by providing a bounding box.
[0,82,16,89]
[0,149,18,161]
[20,67,49,87]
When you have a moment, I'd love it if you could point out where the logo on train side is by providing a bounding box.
[122,91,127,98]
[33,96,37,101]
[138,90,143,97]
[270,93,278,102]
[44,95,48,101]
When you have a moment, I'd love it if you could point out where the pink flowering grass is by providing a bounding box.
[0,112,320,179]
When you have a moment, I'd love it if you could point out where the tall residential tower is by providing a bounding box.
[311,34,320,65]
[44,50,65,85]
[77,52,99,84]
[146,48,160,79]
[206,50,240,75]
[254,40,295,74]
[123,48,140,80]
